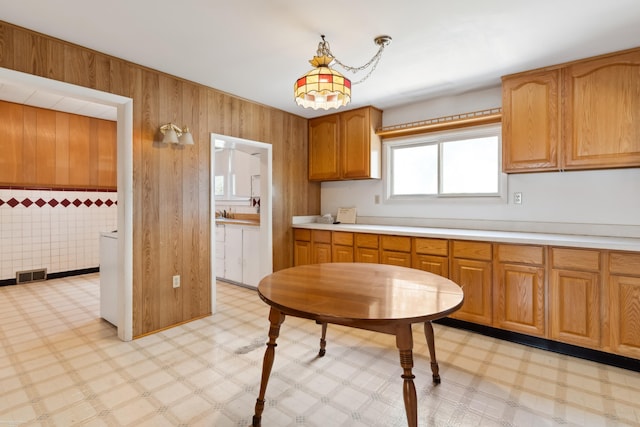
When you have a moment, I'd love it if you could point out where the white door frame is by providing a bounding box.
[0,67,134,341]
[210,133,273,310]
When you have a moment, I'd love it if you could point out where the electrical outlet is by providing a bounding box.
[374,194,380,204]
[172,275,180,288]
[514,192,522,204]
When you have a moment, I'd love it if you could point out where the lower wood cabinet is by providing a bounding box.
[450,241,493,325]
[332,231,354,262]
[312,230,332,264]
[413,237,448,277]
[293,229,311,266]
[380,235,412,267]
[549,248,601,349]
[608,252,640,358]
[494,244,546,336]
[291,227,640,361]
[355,233,379,263]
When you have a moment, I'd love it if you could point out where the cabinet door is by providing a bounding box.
[413,237,449,277]
[550,269,600,348]
[97,119,117,188]
[0,101,23,184]
[242,227,260,288]
[413,255,448,277]
[495,263,545,336]
[451,258,493,325]
[355,233,379,263]
[332,231,354,262]
[341,107,381,179]
[333,245,354,262]
[609,275,640,358]
[294,240,311,266]
[224,226,243,283]
[502,69,560,172]
[563,49,640,169]
[313,243,332,264]
[309,114,340,180]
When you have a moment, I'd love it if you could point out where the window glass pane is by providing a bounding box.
[392,144,437,195]
[441,136,499,194]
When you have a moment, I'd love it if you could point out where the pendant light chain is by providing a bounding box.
[294,34,391,110]
[318,35,390,85]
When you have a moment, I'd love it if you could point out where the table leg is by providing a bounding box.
[318,322,328,357]
[252,307,286,427]
[423,321,441,384]
[396,325,417,427]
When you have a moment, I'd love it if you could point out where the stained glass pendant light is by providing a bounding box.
[294,35,391,110]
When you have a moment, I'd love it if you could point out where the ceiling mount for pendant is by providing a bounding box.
[294,34,392,111]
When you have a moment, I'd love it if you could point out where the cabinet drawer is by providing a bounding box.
[355,233,379,249]
[312,230,331,244]
[333,231,354,246]
[414,238,448,256]
[452,240,492,261]
[381,250,412,267]
[381,235,411,252]
[551,248,600,271]
[609,252,640,276]
[294,229,311,241]
[497,244,544,265]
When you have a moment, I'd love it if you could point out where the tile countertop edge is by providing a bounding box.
[291,222,640,252]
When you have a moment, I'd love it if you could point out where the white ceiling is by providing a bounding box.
[0,80,117,120]
[1,0,640,120]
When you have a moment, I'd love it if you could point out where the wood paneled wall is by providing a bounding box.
[0,100,117,189]
[0,21,320,337]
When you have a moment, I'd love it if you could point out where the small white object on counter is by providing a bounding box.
[316,213,334,224]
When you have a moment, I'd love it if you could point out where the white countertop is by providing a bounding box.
[292,222,640,252]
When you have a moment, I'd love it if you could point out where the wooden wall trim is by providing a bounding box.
[376,108,502,139]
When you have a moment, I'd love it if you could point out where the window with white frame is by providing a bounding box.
[386,124,502,199]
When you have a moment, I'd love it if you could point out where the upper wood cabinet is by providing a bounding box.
[502,69,560,172]
[563,49,640,169]
[308,106,382,181]
[0,100,117,189]
[502,47,640,173]
[308,114,340,180]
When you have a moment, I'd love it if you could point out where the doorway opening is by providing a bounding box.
[0,67,134,341]
[210,134,273,308]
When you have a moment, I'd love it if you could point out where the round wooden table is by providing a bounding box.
[251,263,464,427]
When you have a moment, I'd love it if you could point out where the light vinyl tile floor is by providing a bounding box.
[1,273,639,426]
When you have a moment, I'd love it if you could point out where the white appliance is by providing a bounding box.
[99,231,118,326]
